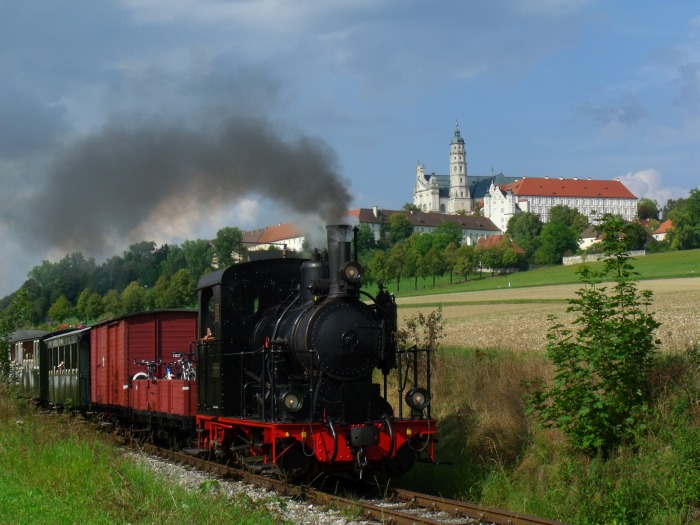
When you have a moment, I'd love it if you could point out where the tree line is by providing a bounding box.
[1,188,698,330]
[359,190,700,290]
[0,226,247,327]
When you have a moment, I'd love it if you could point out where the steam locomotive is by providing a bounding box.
[8,224,437,480]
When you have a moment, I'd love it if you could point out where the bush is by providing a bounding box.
[529,214,661,456]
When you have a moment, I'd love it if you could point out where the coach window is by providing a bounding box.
[69,342,76,370]
[24,343,33,361]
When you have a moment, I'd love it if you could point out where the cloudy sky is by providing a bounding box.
[1,1,698,297]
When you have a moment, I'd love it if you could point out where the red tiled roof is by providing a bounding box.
[242,222,302,245]
[506,177,637,199]
[475,234,525,253]
[655,219,673,234]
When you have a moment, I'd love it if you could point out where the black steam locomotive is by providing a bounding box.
[194,224,436,478]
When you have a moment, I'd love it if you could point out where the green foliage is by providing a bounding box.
[637,197,660,220]
[453,244,477,279]
[388,213,414,243]
[48,295,74,323]
[661,187,700,250]
[667,208,700,250]
[75,288,104,322]
[120,281,146,314]
[621,220,649,250]
[214,226,246,267]
[366,249,388,285]
[0,289,33,373]
[535,221,579,265]
[159,244,187,278]
[181,239,215,279]
[530,214,660,455]
[154,269,196,309]
[476,236,525,275]
[431,222,463,250]
[506,212,544,261]
[355,224,377,255]
[548,204,589,235]
[102,289,122,317]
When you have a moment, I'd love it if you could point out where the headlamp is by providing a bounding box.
[405,387,431,411]
[280,391,303,413]
[341,261,363,283]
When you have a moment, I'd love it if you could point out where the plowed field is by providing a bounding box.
[397,277,700,353]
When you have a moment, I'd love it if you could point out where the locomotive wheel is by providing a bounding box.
[275,440,311,481]
[384,442,416,477]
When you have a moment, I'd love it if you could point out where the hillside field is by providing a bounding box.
[397,276,700,353]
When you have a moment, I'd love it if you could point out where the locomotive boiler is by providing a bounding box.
[194,224,436,479]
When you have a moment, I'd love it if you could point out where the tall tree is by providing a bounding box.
[622,222,650,251]
[386,242,406,291]
[637,197,660,220]
[388,213,414,244]
[102,289,122,317]
[666,209,699,250]
[121,282,146,314]
[453,244,477,281]
[214,226,246,267]
[0,289,33,372]
[355,224,377,259]
[181,239,215,279]
[443,242,459,284]
[549,205,589,234]
[431,222,462,251]
[159,244,187,278]
[423,245,446,286]
[507,212,543,262]
[48,295,73,323]
[161,269,197,309]
[123,241,159,287]
[76,288,104,322]
[367,249,389,286]
[535,221,579,265]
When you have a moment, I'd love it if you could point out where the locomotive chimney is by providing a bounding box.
[326,224,357,296]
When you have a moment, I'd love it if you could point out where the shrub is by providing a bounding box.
[529,214,661,456]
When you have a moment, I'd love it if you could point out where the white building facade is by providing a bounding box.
[483,176,638,230]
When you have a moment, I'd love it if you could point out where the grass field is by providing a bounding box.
[366,248,700,298]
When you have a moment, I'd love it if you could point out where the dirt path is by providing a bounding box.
[396,277,700,353]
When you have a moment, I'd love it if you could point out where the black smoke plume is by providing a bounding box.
[18,115,351,253]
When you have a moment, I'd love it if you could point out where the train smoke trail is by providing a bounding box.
[17,115,351,254]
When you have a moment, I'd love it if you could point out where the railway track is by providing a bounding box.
[139,443,569,525]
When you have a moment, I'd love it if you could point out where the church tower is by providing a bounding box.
[447,123,471,213]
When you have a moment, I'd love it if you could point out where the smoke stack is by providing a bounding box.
[326,224,353,296]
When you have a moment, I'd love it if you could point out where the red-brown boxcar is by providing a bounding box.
[90,310,198,439]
